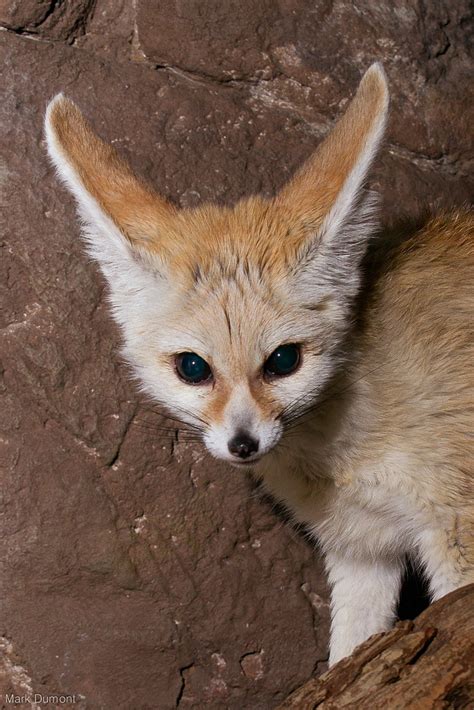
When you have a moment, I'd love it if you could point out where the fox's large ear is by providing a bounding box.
[44,95,176,283]
[277,63,388,283]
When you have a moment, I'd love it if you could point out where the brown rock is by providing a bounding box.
[0,0,54,30]
[135,0,474,172]
[0,0,94,42]
[0,2,472,708]
[74,0,136,64]
[0,31,328,710]
[241,651,265,681]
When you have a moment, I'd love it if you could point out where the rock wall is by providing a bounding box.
[0,2,472,708]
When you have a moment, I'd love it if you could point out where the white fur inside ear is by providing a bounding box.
[44,96,134,273]
[291,66,388,306]
[290,189,379,332]
[45,97,169,312]
[319,72,388,247]
[44,95,173,349]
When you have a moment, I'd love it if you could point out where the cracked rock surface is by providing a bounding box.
[0,1,472,708]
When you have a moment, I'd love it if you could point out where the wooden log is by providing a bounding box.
[278,584,474,709]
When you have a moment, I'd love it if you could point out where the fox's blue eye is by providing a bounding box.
[264,344,301,378]
[175,352,212,384]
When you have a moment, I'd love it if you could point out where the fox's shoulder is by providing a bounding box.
[391,209,474,269]
[356,209,473,352]
[361,209,473,305]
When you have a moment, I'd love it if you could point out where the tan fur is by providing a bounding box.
[276,63,388,225]
[360,211,474,505]
[258,210,474,584]
[47,97,177,246]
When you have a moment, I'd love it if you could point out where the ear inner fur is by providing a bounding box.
[45,94,176,248]
[275,63,389,252]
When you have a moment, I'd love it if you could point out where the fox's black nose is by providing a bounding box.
[228,432,259,459]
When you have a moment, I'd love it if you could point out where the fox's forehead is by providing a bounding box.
[150,195,312,288]
[147,198,329,369]
[163,266,303,369]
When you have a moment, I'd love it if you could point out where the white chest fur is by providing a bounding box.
[258,451,426,560]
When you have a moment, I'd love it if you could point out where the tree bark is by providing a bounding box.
[278,584,474,709]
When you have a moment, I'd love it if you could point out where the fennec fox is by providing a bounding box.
[45,64,474,665]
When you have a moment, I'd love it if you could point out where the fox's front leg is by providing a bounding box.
[417,522,474,601]
[325,552,404,666]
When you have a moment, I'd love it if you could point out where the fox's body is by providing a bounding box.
[258,212,474,659]
[45,65,474,665]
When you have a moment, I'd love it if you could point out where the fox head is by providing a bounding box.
[45,64,388,466]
